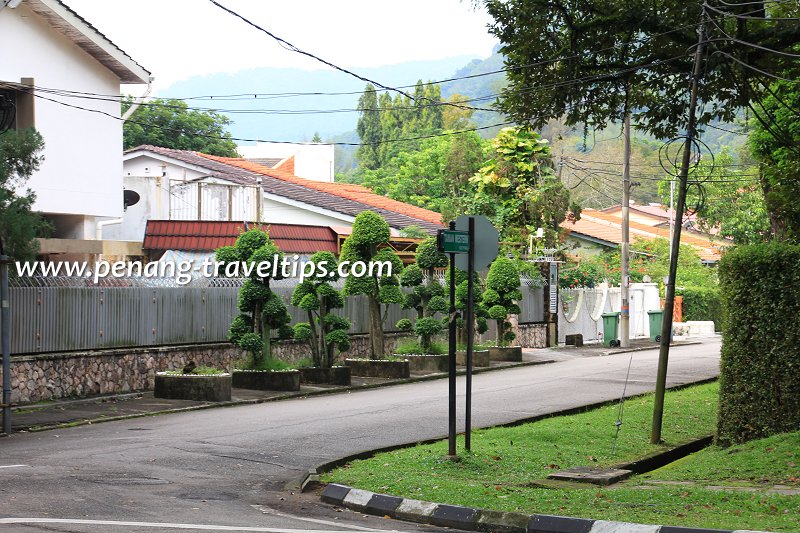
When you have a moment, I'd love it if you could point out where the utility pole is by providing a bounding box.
[620,109,632,348]
[1,249,11,435]
[651,7,708,444]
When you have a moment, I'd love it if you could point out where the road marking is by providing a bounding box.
[0,464,29,469]
[0,518,391,532]
[251,505,396,532]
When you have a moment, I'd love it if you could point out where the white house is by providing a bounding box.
[0,0,150,258]
[114,145,443,244]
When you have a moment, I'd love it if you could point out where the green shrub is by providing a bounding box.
[717,242,800,445]
[394,339,446,355]
[680,285,722,330]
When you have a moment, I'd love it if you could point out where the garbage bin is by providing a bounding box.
[647,310,664,342]
[601,312,620,347]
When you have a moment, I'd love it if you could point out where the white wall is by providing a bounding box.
[0,4,129,235]
[260,196,352,227]
[238,142,334,182]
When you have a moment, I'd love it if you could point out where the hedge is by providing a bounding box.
[717,242,800,445]
[679,285,722,330]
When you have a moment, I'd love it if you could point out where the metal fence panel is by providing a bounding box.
[8,277,544,354]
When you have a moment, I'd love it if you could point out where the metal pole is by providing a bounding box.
[1,254,11,435]
[447,222,457,458]
[620,110,632,348]
[652,9,707,444]
[465,217,475,451]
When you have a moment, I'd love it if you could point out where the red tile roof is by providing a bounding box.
[562,209,724,262]
[143,220,339,254]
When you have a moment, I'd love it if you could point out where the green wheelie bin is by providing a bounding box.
[647,309,664,342]
[601,312,620,347]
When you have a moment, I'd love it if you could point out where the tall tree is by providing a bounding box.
[469,126,580,245]
[122,97,238,156]
[0,129,51,261]
[482,0,800,139]
[749,79,800,241]
[355,84,381,171]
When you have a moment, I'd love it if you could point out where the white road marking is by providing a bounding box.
[0,518,391,532]
[251,505,397,532]
[0,464,29,469]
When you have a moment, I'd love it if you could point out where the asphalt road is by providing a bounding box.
[0,339,721,532]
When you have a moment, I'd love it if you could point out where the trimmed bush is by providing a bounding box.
[717,242,800,445]
[680,285,722,330]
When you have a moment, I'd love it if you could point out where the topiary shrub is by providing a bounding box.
[717,242,800,445]
[679,285,722,330]
[291,251,351,369]
[341,212,403,359]
[483,257,522,347]
[216,228,293,369]
[398,237,447,353]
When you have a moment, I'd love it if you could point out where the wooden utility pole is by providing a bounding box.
[651,8,708,444]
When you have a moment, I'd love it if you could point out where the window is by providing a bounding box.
[0,78,35,132]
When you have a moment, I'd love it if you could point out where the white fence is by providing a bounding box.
[558,283,661,344]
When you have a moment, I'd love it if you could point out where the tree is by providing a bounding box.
[122,97,238,157]
[0,129,51,261]
[217,228,293,368]
[447,266,489,347]
[749,79,800,241]
[311,132,323,143]
[291,251,351,369]
[482,257,522,347]
[396,238,448,353]
[469,126,580,245]
[355,85,381,171]
[659,148,770,244]
[341,212,403,359]
[482,1,800,140]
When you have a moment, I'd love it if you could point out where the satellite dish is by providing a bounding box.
[123,189,140,210]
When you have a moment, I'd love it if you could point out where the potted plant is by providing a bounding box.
[341,212,408,378]
[154,364,231,402]
[216,228,299,391]
[291,251,352,385]
[395,238,449,373]
[482,257,523,362]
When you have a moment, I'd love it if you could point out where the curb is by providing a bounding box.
[321,483,764,533]
[16,359,555,433]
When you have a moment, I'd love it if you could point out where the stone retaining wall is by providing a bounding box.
[515,323,547,348]
[3,332,412,405]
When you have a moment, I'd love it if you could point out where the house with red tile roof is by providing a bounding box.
[111,145,443,253]
[561,208,725,263]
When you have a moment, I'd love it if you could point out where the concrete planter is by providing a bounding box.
[456,349,491,367]
[402,354,449,373]
[299,366,352,386]
[232,369,300,391]
[344,359,410,379]
[488,346,523,362]
[154,372,231,402]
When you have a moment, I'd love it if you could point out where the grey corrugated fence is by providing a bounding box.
[7,276,543,355]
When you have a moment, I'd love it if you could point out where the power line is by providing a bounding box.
[30,89,512,146]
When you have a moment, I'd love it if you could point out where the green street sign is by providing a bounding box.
[438,230,470,254]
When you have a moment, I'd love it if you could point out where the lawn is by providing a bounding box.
[323,382,800,531]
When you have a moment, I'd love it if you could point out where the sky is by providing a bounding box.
[65,0,499,92]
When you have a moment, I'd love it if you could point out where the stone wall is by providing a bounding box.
[3,333,414,405]
[515,323,547,348]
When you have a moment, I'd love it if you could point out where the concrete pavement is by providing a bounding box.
[0,338,721,532]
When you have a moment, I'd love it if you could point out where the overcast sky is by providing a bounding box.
[65,0,499,92]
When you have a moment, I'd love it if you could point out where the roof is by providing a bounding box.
[24,0,150,83]
[602,203,698,223]
[143,221,339,254]
[199,154,444,226]
[246,157,283,168]
[125,145,443,234]
[561,209,724,262]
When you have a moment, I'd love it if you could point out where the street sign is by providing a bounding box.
[437,230,470,254]
[454,215,498,270]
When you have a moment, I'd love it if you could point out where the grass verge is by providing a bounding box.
[323,382,799,531]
